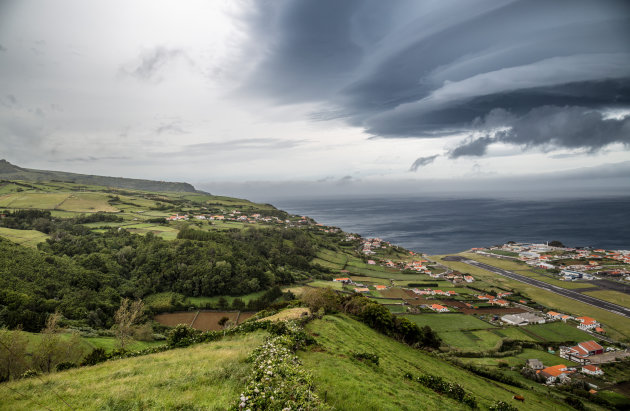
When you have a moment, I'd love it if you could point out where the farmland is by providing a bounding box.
[153,311,257,331]
[0,227,48,247]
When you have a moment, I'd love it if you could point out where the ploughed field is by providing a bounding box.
[154,311,255,331]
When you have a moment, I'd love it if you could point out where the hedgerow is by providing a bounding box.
[235,320,327,410]
[405,372,478,408]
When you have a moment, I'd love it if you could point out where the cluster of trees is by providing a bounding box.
[301,288,441,349]
[0,210,323,331]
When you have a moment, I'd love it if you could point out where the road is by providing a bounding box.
[443,256,630,319]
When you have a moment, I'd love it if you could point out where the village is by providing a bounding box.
[307,234,630,394]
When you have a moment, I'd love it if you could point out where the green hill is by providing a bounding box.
[1,314,590,410]
[0,331,266,410]
[0,159,199,193]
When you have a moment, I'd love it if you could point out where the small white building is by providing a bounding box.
[581,365,604,376]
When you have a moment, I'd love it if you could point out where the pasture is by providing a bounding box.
[401,313,495,333]
[0,227,49,247]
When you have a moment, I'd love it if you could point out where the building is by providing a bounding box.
[526,359,544,370]
[576,316,599,330]
[429,304,449,313]
[538,364,571,384]
[354,287,370,293]
[581,365,604,376]
[374,285,387,290]
[333,277,350,283]
[501,313,546,326]
[560,341,604,364]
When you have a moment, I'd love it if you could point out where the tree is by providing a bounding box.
[0,327,28,381]
[113,298,145,349]
[218,316,230,328]
[549,240,565,247]
[33,311,62,373]
[217,297,229,310]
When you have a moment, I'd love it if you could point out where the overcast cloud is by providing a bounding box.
[0,0,629,198]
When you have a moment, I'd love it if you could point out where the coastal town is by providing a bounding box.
[315,235,630,393]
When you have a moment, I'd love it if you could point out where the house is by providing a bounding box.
[354,287,370,293]
[464,275,475,283]
[595,327,606,334]
[581,365,604,376]
[576,316,599,330]
[560,341,604,364]
[374,285,387,290]
[333,277,350,282]
[538,364,570,384]
[526,359,544,370]
[490,299,509,307]
[546,311,563,320]
[367,260,376,265]
[430,304,449,313]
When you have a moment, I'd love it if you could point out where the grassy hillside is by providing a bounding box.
[0,159,198,193]
[300,315,578,410]
[0,331,266,410]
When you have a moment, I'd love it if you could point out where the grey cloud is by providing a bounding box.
[168,138,309,157]
[448,106,630,158]
[155,119,188,135]
[242,0,630,157]
[409,155,438,171]
[61,155,131,162]
[0,44,6,52]
[122,46,187,81]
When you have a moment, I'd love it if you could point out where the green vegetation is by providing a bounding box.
[0,331,265,410]
[434,254,630,341]
[402,313,494,333]
[0,227,48,247]
[523,322,593,342]
[300,315,574,410]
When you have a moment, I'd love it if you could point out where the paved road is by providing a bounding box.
[444,256,630,319]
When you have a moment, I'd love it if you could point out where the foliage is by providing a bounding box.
[80,347,108,366]
[0,327,28,381]
[406,372,478,408]
[112,298,145,349]
[488,400,518,411]
[351,351,379,365]
[235,321,327,411]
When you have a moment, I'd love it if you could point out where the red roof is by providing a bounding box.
[579,340,603,352]
[541,364,567,377]
[583,365,601,372]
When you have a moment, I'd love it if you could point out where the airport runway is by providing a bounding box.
[444,256,630,319]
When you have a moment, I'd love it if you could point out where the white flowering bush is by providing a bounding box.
[236,321,327,410]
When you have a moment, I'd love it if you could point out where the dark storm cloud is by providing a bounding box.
[242,0,630,158]
[409,155,438,171]
[0,43,6,52]
[448,106,630,158]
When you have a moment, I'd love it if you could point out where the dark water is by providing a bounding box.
[272,196,630,255]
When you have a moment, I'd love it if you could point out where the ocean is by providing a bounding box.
[270,196,630,255]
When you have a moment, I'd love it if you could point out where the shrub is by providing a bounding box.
[56,362,77,371]
[351,351,379,365]
[80,348,107,366]
[489,400,518,411]
[166,324,199,347]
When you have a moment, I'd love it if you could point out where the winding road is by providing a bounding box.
[444,256,630,319]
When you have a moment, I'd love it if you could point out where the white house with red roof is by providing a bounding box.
[581,365,604,376]
[429,304,449,313]
[576,316,599,330]
[538,364,571,384]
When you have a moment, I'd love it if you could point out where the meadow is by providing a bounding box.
[299,315,577,410]
[0,227,49,247]
[1,331,266,410]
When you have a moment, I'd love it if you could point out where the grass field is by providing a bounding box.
[523,322,594,343]
[490,327,538,341]
[440,329,503,351]
[306,280,345,291]
[0,227,49,247]
[461,348,577,368]
[20,331,164,355]
[583,290,630,309]
[434,254,630,342]
[402,313,495,333]
[56,193,119,212]
[1,331,266,410]
[300,315,576,410]
[185,290,268,306]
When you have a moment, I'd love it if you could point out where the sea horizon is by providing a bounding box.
[269,195,630,255]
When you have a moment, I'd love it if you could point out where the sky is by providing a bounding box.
[1,0,629,200]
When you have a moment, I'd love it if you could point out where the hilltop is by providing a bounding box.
[0,160,199,193]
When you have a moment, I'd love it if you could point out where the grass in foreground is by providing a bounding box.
[0,227,49,247]
[1,331,266,410]
[300,315,575,410]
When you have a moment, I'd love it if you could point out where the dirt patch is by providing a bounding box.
[154,312,196,327]
[379,288,410,299]
[588,350,630,365]
[154,310,256,331]
[191,311,239,331]
[237,312,256,323]
[403,297,430,306]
